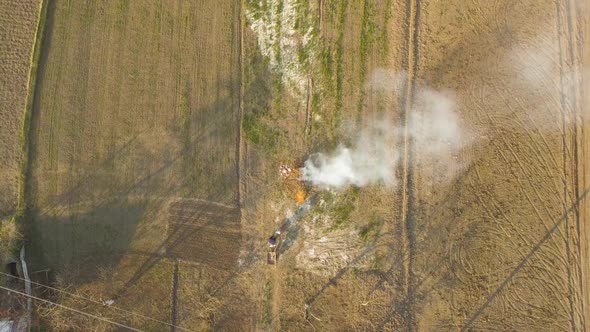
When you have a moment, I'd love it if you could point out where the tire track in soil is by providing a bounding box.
[236,1,277,328]
[398,0,421,330]
[557,4,577,331]
[580,0,590,327]
[237,0,245,210]
[563,1,587,328]
[468,169,573,319]
[469,89,574,325]
[318,0,323,33]
[471,82,571,245]
[304,78,312,138]
[556,0,585,329]
[470,2,584,326]
[171,259,179,332]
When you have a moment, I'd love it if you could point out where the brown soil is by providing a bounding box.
[245,0,590,331]
[411,0,587,330]
[580,0,590,328]
[23,0,245,330]
[2,0,588,330]
[0,0,41,219]
[166,199,240,270]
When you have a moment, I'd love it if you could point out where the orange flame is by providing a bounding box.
[295,189,306,204]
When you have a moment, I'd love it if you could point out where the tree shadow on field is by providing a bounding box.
[27,199,145,279]
[418,1,551,87]
[291,162,480,330]
[25,79,243,287]
[112,182,239,295]
[369,149,586,331]
[369,160,480,331]
[304,245,378,307]
[459,187,590,331]
[21,1,249,329]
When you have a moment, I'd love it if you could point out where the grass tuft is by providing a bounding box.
[242,113,281,151]
[0,218,20,263]
[359,214,382,242]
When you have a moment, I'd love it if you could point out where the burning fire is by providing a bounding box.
[279,164,306,204]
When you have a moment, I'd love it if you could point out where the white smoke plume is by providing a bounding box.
[365,68,406,93]
[508,28,589,129]
[301,72,468,190]
[301,116,400,189]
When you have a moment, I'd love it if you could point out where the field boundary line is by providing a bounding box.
[14,0,48,225]
[237,0,246,211]
[577,0,590,328]
[170,259,179,332]
[556,0,586,329]
[9,2,50,325]
[398,0,421,330]
[565,2,588,329]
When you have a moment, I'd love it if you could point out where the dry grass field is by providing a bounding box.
[0,0,588,330]
[27,0,240,267]
[0,0,41,221]
[411,0,587,330]
[242,0,590,331]
[23,0,243,329]
[406,0,587,330]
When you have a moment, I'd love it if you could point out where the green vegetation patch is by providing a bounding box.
[261,279,273,325]
[334,0,347,115]
[0,218,20,263]
[242,113,281,151]
[313,186,360,228]
[358,214,383,242]
[357,0,377,116]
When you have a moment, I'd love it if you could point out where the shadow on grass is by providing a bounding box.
[459,187,589,331]
[25,13,243,284]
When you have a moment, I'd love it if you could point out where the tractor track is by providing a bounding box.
[237,0,246,210]
[563,4,587,328]
[556,0,586,330]
[171,259,179,332]
[398,0,421,330]
[582,0,590,328]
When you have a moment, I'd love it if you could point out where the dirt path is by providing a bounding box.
[19,247,32,328]
[398,0,421,330]
[557,0,587,329]
[270,267,281,330]
[170,259,179,332]
[237,0,246,210]
[580,0,590,327]
[557,2,580,329]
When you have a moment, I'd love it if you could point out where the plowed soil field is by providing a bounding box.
[23,0,244,329]
[0,0,41,220]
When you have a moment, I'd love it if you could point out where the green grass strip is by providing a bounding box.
[15,0,50,228]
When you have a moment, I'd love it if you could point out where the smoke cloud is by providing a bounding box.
[409,89,464,158]
[301,117,400,189]
[508,29,589,129]
[301,72,468,190]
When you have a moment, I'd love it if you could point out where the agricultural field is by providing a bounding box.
[411,1,587,330]
[22,0,244,329]
[242,0,590,331]
[0,0,589,331]
[0,0,41,223]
